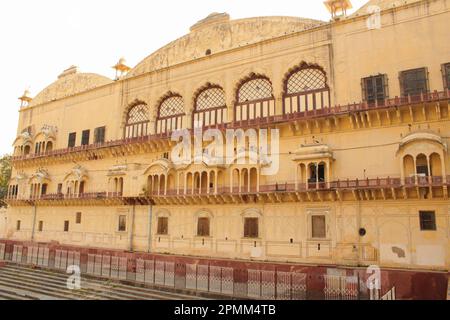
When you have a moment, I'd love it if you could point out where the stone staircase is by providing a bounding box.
[0,263,207,300]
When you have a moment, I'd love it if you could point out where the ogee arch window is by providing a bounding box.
[156,94,185,134]
[125,103,150,138]
[193,85,227,127]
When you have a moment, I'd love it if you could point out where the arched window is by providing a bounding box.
[235,75,275,122]
[283,65,330,114]
[193,85,227,128]
[124,103,150,138]
[156,94,185,134]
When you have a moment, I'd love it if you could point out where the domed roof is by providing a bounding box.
[30,66,112,107]
[350,0,422,17]
[128,14,325,77]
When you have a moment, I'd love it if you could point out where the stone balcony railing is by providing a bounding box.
[11,90,450,163]
[5,176,449,205]
[6,176,450,201]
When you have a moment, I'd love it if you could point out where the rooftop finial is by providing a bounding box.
[112,57,131,80]
[324,0,353,20]
[18,88,33,108]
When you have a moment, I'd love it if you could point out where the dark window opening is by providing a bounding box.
[76,212,82,224]
[362,74,388,103]
[419,211,436,231]
[157,217,168,235]
[118,215,127,232]
[64,221,70,232]
[38,221,43,232]
[41,184,48,196]
[244,217,259,238]
[400,68,429,97]
[68,132,76,148]
[309,163,326,183]
[312,215,326,239]
[442,63,450,90]
[94,126,106,144]
[79,181,85,195]
[16,220,21,231]
[81,130,90,146]
[57,183,63,194]
[197,217,210,237]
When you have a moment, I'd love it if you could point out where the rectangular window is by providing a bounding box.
[68,132,76,148]
[362,74,388,103]
[419,211,436,231]
[16,220,21,231]
[38,221,43,232]
[57,183,63,194]
[197,217,210,237]
[94,126,106,144]
[81,130,90,146]
[400,68,429,97]
[442,63,450,90]
[312,215,327,239]
[64,221,70,232]
[76,212,82,224]
[157,217,168,235]
[118,215,127,232]
[244,218,259,238]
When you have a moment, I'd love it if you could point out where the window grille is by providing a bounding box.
[419,211,436,231]
[287,68,327,94]
[197,218,210,237]
[157,217,169,235]
[400,68,429,96]
[244,218,259,238]
[362,74,388,103]
[238,78,273,103]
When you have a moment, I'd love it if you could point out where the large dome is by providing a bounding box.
[128,13,325,77]
[350,0,423,17]
[30,66,112,107]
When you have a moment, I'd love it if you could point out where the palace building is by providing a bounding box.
[1,0,449,300]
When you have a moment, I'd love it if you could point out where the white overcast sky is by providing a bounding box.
[0,0,367,155]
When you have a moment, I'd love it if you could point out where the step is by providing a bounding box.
[0,274,90,300]
[0,270,126,300]
[0,287,36,300]
[0,281,70,300]
[0,268,157,300]
[3,263,205,300]
[0,267,186,300]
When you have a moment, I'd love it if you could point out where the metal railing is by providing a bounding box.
[6,176,448,202]
[12,90,450,162]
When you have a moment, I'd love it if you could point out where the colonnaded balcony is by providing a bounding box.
[10,90,450,167]
[6,175,449,206]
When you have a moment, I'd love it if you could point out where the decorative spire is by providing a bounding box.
[112,57,131,80]
[18,89,33,108]
[324,0,353,20]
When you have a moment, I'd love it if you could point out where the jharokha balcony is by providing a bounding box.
[6,176,448,207]
[11,90,450,167]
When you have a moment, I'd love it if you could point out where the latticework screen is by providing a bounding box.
[159,96,184,118]
[196,87,226,111]
[126,104,149,124]
[238,78,273,103]
[287,68,327,94]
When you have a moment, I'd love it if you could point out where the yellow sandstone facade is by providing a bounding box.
[3,0,450,278]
